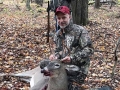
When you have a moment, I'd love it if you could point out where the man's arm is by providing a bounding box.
[70,29,94,65]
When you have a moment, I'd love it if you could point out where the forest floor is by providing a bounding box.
[0,1,120,90]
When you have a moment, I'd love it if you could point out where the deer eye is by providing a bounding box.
[54,63,60,69]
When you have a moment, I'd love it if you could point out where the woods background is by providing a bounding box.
[0,0,120,90]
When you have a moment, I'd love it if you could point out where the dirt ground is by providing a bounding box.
[0,1,120,90]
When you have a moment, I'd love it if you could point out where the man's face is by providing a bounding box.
[56,12,71,29]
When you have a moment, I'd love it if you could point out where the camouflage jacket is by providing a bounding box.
[53,21,93,74]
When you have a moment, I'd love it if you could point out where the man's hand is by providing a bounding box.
[49,54,57,60]
[61,56,71,63]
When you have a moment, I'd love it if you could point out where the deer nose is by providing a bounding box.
[41,69,45,73]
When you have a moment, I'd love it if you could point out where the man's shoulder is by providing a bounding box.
[71,24,84,32]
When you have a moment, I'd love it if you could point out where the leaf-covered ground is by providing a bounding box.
[83,5,120,90]
[0,1,120,90]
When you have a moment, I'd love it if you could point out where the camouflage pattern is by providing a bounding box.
[53,21,94,87]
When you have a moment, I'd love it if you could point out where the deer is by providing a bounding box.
[42,59,68,90]
[30,59,68,90]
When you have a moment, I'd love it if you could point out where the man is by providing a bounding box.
[49,6,93,89]
[41,6,93,90]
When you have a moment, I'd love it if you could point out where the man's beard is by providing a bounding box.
[59,25,67,29]
[59,22,69,29]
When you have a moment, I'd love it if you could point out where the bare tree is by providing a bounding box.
[95,0,100,8]
[22,0,43,11]
[35,0,43,6]
[71,0,88,25]
[26,0,31,10]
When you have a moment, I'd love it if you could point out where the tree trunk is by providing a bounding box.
[35,0,43,6]
[71,0,88,26]
[95,0,100,8]
[26,0,31,10]
[110,0,114,9]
